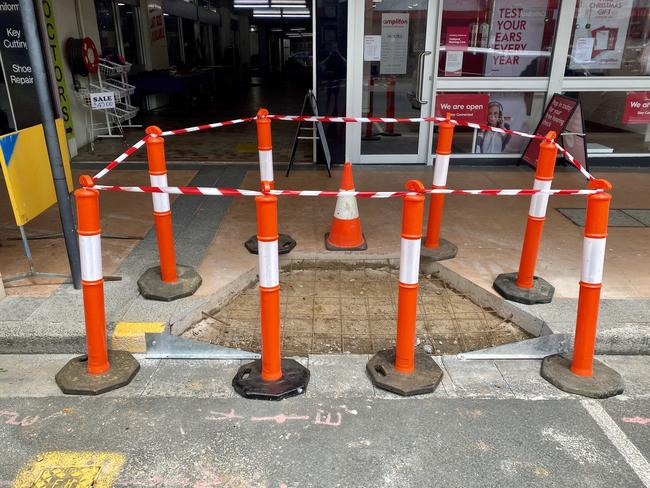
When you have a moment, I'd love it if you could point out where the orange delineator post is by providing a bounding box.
[145,126,177,283]
[256,108,275,190]
[394,180,426,374]
[363,76,379,140]
[256,181,282,382]
[424,114,454,249]
[571,179,612,377]
[516,131,558,288]
[382,76,399,136]
[76,176,110,375]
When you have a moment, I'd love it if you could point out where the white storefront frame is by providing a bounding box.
[345,0,650,164]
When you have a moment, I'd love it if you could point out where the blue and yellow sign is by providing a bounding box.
[0,119,73,226]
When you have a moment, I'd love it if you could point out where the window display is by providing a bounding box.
[439,0,559,77]
[566,0,650,76]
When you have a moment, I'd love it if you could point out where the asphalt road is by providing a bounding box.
[1,395,649,487]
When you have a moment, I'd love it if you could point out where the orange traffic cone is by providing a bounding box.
[325,162,367,251]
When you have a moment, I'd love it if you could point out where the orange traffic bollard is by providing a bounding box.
[56,175,140,395]
[244,109,296,255]
[541,179,624,398]
[367,180,443,396]
[325,162,367,251]
[422,113,458,266]
[382,76,401,137]
[137,126,202,301]
[493,131,557,304]
[362,76,380,141]
[234,181,309,400]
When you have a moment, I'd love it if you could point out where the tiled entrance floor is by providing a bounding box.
[184,261,531,355]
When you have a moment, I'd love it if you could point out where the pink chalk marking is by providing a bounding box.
[622,417,650,425]
[250,414,310,424]
[0,411,39,427]
[206,409,244,422]
[314,411,342,427]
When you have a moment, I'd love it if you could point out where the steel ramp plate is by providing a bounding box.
[456,334,571,360]
[145,333,260,360]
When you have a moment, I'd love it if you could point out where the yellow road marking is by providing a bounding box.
[111,321,165,353]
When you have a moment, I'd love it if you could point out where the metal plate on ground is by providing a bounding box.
[145,332,260,360]
[457,334,571,360]
[557,208,648,227]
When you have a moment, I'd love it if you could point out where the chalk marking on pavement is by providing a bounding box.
[582,399,650,487]
[623,417,650,425]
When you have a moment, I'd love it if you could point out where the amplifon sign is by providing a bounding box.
[434,93,489,122]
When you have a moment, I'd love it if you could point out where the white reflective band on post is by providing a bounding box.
[150,174,171,213]
[79,234,103,282]
[259,150,274,182]
[333,192,359,220]
[432,154,450,187]
[581,237,606,284]
[258,240,279,288]
[529,179,551,218]
[399,237,421,285]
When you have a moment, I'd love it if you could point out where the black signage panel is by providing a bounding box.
[0,0,41,130]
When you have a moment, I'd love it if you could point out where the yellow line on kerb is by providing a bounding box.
[13,451,125,488]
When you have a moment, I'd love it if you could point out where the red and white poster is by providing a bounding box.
[522,94,582,168]
[445,26,469,76]
[484,0,549,77]
[569,0,634,70]
[622,92,650,124]
[435,93,489,122]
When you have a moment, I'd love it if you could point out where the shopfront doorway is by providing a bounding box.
[347,0,438,165]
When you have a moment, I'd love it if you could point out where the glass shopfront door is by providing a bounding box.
[347,0,438,164]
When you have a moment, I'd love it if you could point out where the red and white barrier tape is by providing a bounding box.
[91,117,256,181]
[266,114,596,181]
[91,113,594,183]
[93,137,148,180]
[89,184,602,198]
[159,117,255,136]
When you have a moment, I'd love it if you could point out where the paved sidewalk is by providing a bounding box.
[0,354,649,487]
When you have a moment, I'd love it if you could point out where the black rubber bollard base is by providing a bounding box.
[137,265,202,302]
[541,354,624,399]
[366,348,443,396]
[55,350,140,396]
[324,232,368,251]
[493,272,554,305]
[245,234,296,255]
[420,237,458,267]
[233,359,310,400]
[380,131,402,137]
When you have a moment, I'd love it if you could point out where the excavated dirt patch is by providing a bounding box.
[183,261,531,355]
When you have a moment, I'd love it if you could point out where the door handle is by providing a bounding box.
[415,51,431,105]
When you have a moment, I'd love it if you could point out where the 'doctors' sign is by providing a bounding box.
[0,0,41,130]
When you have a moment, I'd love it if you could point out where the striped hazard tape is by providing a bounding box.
[90,113,594,183]
[88,184,603,198]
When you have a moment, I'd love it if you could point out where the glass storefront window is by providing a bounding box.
[433,91,547,154]
[438,0,559,77]
[566,0,650,76]
[361,0,430,155]
[95,0,118,57]
[566,91,650,154]
[117,4,141,64]
[165,15,183,67]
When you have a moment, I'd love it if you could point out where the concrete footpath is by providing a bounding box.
[1,354,649,487]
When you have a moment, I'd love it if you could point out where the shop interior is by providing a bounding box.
[76,0,315,164]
